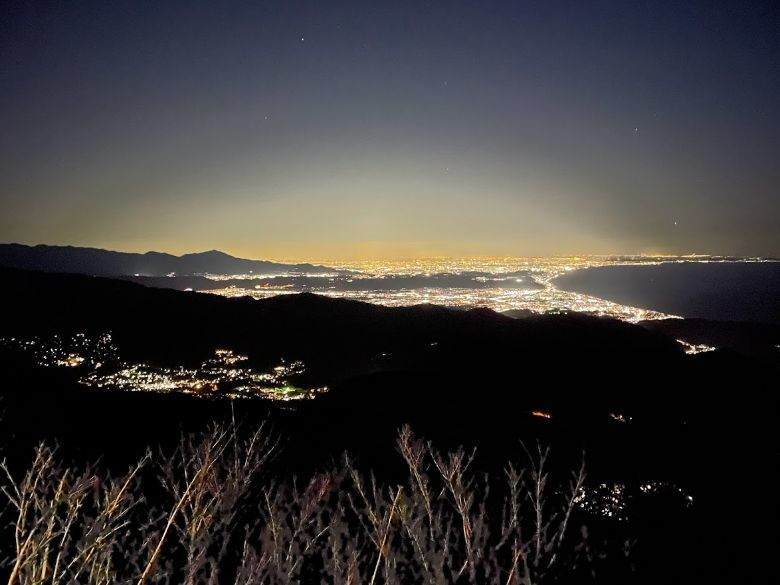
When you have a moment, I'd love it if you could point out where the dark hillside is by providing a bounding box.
[0,267,682,383]
[0,268,776,583]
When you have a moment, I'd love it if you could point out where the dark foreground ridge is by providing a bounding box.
[0,242,335,277]
[0,268,776,583]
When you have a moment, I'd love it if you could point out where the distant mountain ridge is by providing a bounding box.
[0,244,335,277]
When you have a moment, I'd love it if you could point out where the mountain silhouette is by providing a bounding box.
[0,243,335,277]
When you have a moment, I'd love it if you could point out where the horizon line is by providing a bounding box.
[2,241,777,265]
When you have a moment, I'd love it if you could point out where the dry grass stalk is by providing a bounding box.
[1,423,602,585]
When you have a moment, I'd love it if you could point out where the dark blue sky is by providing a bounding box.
[1,0,777,258]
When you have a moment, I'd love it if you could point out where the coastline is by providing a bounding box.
[553,260,780,324]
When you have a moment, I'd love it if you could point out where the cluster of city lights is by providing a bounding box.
[200,270,343,281]
[575,483,630,521]
[201,255,772,323]
[208,283,675,322]
[575,481,694,521]
[81,348,327,401]
[0,333,327,402]
[676,339,717,355]
[609,412,632,424]
[0,332,119,368]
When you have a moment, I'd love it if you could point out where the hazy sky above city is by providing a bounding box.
[1,0,778,259]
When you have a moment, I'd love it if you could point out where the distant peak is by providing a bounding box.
[186,249,231,258]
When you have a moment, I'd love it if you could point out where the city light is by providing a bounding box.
[201,256,771,323]
[0,334,327,402]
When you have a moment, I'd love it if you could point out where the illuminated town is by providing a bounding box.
[575,481,694,521]
[0,332,119,369]
[0,334,327,402]
[200,255,773,323]
[676,339,718,355]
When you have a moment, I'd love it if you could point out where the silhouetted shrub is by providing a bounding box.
[1,422,628,584]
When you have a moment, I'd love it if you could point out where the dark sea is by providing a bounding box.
[554,261,780,323]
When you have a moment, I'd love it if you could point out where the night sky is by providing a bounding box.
[1,1,778,259]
